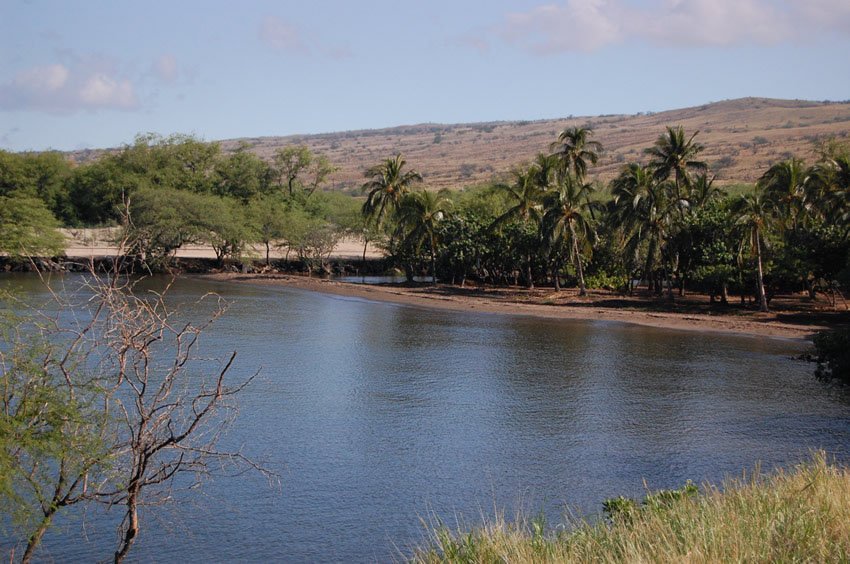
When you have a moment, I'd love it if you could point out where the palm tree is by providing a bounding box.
[490,161,548,288]
[361,154,422,228]
[610,163,676,297]
[542,174,597,295]
[550,127,602,182]
[800,155,850,229]
[395,190,452,284]
[758,158,809,231]
[732,192,772,312]
[823,155,850,227]
[551,127,602,221]
[689,173,724,209]
[645,126,706,216]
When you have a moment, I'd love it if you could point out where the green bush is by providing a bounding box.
[813,328,850,382]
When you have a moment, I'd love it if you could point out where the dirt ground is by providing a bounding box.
[205,272,850,341]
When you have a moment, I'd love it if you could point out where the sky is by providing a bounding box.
[1,0,849,152]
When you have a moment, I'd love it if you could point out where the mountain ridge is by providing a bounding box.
[74,97,850,190]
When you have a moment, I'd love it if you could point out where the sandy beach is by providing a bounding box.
[205,272,838,341]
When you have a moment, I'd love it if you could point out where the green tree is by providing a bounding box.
[214,145,273,204]
[732,192,773,312]
[272,145,336,198]
[0,193,66,258]
[689,173,724,209]
[395,190,452,284]
[127,188,246,269]
[491,161,548,288]
[550,126,602,183]
[67,157,142,225]
[542,175,597,294]
[645,126,707,215]
[0,307,110,563]
[247,195,290,265]
[361,154,422,228]
[610,163,675,295]
[274,145,311,197]
[758,158,810,231]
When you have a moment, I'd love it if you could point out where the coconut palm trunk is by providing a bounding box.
[568,220,587,296]
[755,228,769,312]
[430,232,437,285]
[645,238,657,293]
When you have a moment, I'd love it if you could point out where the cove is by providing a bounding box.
[2,274,849,562]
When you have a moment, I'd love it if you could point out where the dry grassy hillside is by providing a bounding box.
[224,97,850,190]
[75,98,850,191]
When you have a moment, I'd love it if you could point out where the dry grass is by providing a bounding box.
[69,98,850,192]
[414,452,850,563]
[217,97,850,191]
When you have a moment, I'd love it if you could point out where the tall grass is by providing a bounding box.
[414,452,850,563]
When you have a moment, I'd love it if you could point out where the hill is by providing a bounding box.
[79,97,850,190]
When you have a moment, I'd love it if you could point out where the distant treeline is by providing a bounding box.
[1,128,850,312]
[0,134,363,270]
[361,128,850,313]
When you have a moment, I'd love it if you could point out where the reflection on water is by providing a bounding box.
[334,274,431,284]
[2,274,849,562]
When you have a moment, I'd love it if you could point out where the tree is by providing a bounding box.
[668,201,737,301]
[0,193,66,259]
[67,157,142,226]
[274,145,310,197]
[758,158,810,231]
[0,304,110,563]
[361,154,422,228]
[689,173,724,209]
[542,175,597,295]
[1,268,272,563]
[127,189,247,270]
[214,145,273,204]
[272,145,336,199]
[732,192,772,312]
[490,161,548,288]
[610,163,675,295]
[808,154,850,228]
[645,126,706,216]
[550,126,602,183]
[247,195,290,265]
[395,190,452,284]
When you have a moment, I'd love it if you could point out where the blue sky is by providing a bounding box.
[1,0,849,151]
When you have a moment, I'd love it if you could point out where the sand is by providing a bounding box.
[204,273,834,342]
[59,229,383,260]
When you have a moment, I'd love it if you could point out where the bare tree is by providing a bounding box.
[1,253,274,563]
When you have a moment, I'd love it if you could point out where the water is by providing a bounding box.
[2,274,849,562]
[334,275,431,284]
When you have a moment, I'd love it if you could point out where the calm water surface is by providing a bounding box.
[2,274,849,562]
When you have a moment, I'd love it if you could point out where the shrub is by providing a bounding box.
[813,328,850,382]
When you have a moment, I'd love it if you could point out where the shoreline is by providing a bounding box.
[204,273,832,342]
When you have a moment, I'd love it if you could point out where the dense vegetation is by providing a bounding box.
[415,452,850,563]
[365,129,850,313]
[1,128,849,311]
[0,135,361,270]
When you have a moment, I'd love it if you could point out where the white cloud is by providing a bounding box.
[0,62,139,112]
[15,64,69,91]
[258,15,352,58]
[489,0,848,54]
[796,0,850,33]
[259,15,307,52]
[639,0,792,47]
[502,0,623,53]
[152,53,179,83]
[78,74,137,108]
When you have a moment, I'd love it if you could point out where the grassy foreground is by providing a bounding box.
[414,453,850,563]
